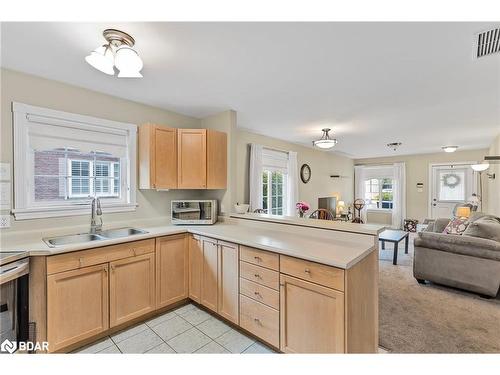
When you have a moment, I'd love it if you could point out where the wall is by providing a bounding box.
[235,129,354,213]
[355,149,489,222]
[486,133,500,216]
[0,68,202,233]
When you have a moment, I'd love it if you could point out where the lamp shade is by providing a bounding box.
[115,46,143,77]
[471,163,490,172]
[456,206,471,218]
[85,45,114,75]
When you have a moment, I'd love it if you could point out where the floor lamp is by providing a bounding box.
[471,163,490,210]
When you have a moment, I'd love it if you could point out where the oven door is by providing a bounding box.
[0,258,29,349]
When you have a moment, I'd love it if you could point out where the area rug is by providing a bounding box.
[378,234,500,353]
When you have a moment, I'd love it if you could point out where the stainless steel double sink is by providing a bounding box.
[43,228,149,247]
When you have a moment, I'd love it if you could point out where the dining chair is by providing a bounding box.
[308,209,335,220]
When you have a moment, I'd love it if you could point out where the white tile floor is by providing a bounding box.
[73,303,276,354]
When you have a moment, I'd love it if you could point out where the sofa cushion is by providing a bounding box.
[443,218,470,235]
[414,231,500,261]
[463,216,500,242]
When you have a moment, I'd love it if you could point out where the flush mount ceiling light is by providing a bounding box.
[85,29,143,78]
[442,145,459,153]
[312,128,338,149]
[387,142,402,151]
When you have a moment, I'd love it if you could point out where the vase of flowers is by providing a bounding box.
[296,201,310,218]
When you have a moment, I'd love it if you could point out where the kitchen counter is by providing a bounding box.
[0,216,383,269]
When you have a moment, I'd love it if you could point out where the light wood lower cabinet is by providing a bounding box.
[200,237,219,312]
[217,241,239,324]
[188,234,203,303]
[47,264,109,352]
[109,253,156,328]
[279,274,345,353]
[156,234,188,308]
[240,294,279,348]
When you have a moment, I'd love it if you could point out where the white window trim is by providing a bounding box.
[12,102,137,220]
[364,177,394,211]
[262,169,287,215]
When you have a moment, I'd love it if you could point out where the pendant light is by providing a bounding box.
[85,29,143,78]
[312,128,338,149]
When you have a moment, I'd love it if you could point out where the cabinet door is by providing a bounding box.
[47,264,108,352]
[207,130,227,189]
[280,274,345,353]
[177,129,207,189]
[154,126,177,189]
[109,253,156,328]
[217,241,239,324]
[200,237,218,312]
[156,234,188,308]
[189,234,203,303]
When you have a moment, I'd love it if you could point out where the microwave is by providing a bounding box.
[171,200,218,225]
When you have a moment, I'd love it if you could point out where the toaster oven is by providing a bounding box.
[171,200,218,225]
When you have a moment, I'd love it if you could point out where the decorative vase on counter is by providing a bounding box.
[296,201,310,218]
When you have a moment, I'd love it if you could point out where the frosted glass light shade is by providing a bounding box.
[471,163,490,172]
[85,45,114,75]
[313,139,338,149]
[115,46,143,77]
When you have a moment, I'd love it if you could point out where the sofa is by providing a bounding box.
[413,213,500,297]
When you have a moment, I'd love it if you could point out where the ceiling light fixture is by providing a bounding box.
[387,142,402,151]
[471,163,490,172]
[312,128,338,149]
[442,145,459,153]
[85,29,143,78]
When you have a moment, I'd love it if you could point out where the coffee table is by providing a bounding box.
[378,229,409,265]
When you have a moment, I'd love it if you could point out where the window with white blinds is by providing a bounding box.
[12,102,137,220]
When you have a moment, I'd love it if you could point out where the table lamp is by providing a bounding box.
[456,206,471,219]
[337,200,345,215]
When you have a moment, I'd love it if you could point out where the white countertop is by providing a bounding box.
[0,218,379,269]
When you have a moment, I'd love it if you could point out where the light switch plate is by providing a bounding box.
[0,215,10,228]
[0,163,11,181]
[0,182,11,210]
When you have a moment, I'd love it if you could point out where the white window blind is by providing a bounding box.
[262,148,289,172]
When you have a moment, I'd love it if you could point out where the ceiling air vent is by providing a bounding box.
[475,27,500,58]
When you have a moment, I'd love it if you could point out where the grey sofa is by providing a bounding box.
[413,214,500,297]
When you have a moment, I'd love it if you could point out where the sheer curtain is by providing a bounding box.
[392,162,406,229]
[249,143,263,211]
[286,151,298,216]
[354,165,367,223]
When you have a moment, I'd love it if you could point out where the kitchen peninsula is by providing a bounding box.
[0,214,384,354]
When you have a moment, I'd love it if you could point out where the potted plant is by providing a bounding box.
[296,201,310,218]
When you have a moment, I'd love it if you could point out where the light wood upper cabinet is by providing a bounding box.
[139,124,177,189]
[47,264,109,352]
[156,234,189,308]
[217,240,239,324]
[109,253,156,328]
[279,274,345,353]
[200,237,219,312]
[177,129,207,189]
[188,234,203,303]
[140,125,227,190]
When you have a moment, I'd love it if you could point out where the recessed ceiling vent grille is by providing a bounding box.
[475,27,500,58]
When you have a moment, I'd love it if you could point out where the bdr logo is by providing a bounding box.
[1,339,49,353]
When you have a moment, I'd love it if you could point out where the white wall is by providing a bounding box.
[0,68,203,233]
[486,133,500,216]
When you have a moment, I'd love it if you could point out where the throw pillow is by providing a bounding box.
[443,218,470,235]
[463,217,500,242]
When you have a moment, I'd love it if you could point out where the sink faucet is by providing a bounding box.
[90,197,103,233]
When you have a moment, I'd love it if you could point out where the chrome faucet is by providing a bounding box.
[90,197,103,234]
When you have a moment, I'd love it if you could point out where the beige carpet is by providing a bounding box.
[378,233,500,353]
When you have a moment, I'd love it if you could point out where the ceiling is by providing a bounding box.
[1,22,499,158]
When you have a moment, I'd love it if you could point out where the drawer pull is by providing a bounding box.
[79,258,83,267]
[254,291,262,298]
[133,249,137,256]
[254,318,262,325]
[254,273,262,279]
[254,256,262,262]
[111,264,115,271]
[304,268,311,274]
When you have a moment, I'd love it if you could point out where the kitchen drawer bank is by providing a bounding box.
[31,234,377,353]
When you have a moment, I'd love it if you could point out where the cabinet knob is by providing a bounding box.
[254,318,262,325]
[103,268,107,274]
[254,256,262,262]
[254,291,262,298]
[79,258,83,267]
[254,273,262,279]
[133,249,137,256]
[304,268,311,274]
[111,265,115,271]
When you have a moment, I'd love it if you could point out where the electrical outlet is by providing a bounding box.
[0,163,11,181]
[0,215,11,228]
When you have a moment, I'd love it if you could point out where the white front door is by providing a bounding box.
[430,164,474,219]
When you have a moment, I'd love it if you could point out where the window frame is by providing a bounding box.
[262,169,287,215]
[365,177,394,211]
[12,102,137,220]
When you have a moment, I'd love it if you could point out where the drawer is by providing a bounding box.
[240,294,279,348]
[279,255,344,291]
[47,239,155,275]
[240,277,280,310]
[240,261,279,290]
[240,246,279,270]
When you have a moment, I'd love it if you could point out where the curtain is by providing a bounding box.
[354,165,367,223]
[249,143,263,211]
[392,162,406,229]
[286,151,299,216]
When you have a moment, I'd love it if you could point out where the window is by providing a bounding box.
[365,178,393,209]
[13,102,137,220]
[262,170,286,215]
